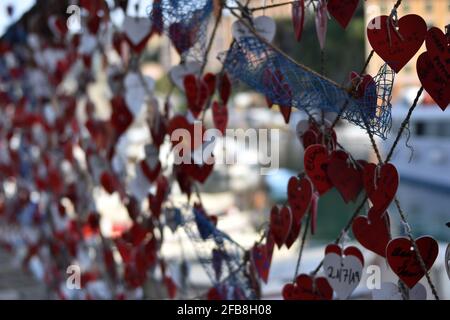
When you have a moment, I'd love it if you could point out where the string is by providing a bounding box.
[293,212,311,282]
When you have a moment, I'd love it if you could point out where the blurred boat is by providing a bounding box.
[386,89,450,191]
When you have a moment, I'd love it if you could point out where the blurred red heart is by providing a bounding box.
[110,95,133,138]
[279,105,292,124]
[169,22,197,54]
[140,159,161,183]
[367,14,427,73]
[219,73,232,105]
[192,161,215,184]
[304,144,332,195]
[287,176,312,222]
[292,0,305,41]
[386,236,438,288]
[251,243,271,283]
[285,218,302,249]
[203,73,217,96]
[184,74,209,118]
[270,205,292,248]
[282,274,333,300]
[212,101,228,135]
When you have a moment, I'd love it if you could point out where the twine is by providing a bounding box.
[293,212,312,282]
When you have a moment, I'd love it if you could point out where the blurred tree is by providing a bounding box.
[273,6,366,85]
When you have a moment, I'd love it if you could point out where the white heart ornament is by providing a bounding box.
[169,62,201,91]
[232,16,276,43]
[323,252,363,299]
[123,16,152,47]
[124,72,155,117]
[144,144,160,169]
[78,34,97,55]
[372,282,427,300]
[129,166,151,201]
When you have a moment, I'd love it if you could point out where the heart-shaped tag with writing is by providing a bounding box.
[287,176,312,223]
[386,236,439,288]
[304,144,332,195]
[323,244,364,299]
[425,27,450,81]
[417,51,450,111]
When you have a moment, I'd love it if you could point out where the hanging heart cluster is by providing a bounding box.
[272,118,440,299]
[292,0,360,47]
[367,13,449,110]
[0,0,444,301]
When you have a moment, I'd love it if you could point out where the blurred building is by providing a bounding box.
[365,0,450,99]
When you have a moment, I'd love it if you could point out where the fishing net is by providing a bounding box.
[219,36,393,138]
[148,0,214,61]
[181,205,256,299]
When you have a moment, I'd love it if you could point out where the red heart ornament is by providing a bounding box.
[184,74,209,118]
[327,0,359,29]
[167,115,205,152]
[110,95,133,138]
[191,160,215,184]
[123,16,153,53]
[417,52,450,111]
[323,244,364,299]
[279,105,292,124]
[219,73,232,105]
[203,73,217,96]
[251,243,271,283]
[212,101,228,135]
[283,274,333,300]
[425,27,450,81]
[302,129,318,150]
[304,144,332,195]
[386,236,439,288]
[292,0,305,41]
[325,244,365,265]
[285,217,302,249]
[326,151,364,203]
[287,176,312,223]
[169,22,197,55]
[352,210,391,257]
[367,15,427,73]
[140,159,161,183]
[269,205,292,248]
[363,163,399,215]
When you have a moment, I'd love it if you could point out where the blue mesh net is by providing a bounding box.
[219,36,393,139]
[181,205,256,299]
[149,0,214,60]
